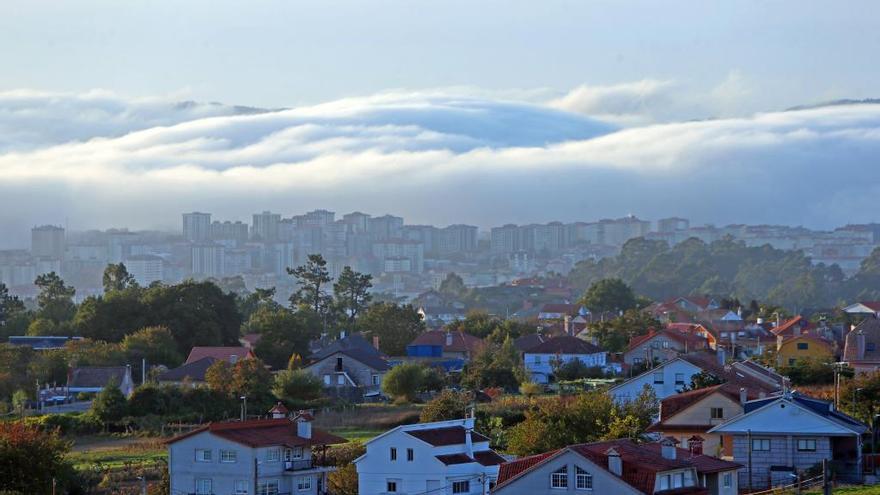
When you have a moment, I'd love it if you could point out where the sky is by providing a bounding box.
[1,1,879,247]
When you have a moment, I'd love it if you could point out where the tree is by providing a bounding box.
[579,278,637,314]
[461,337,526,392]
[0,283,25,328]
[238,287,280,321]
[0,422,74,493]
[359,303,425,356]
[381,363,424,402]
[682,370,725,391]
[205,360,234,395]
[439,272,466,297]
[102,263,137,293]
[90,380,128,425]
[249,307,319,370]
[287,254,333,317]
[272,370,324,409]
[25,317,58,336]
[34,272,76,323]
[122,326,183,381]
[586,309,660,353]
[328,464,359,495]
[420,389,470,423]
[230,358,274,411]
[333,266,373,328]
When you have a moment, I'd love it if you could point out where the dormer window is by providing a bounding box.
[575,466,592,490]
[550,466,568,488]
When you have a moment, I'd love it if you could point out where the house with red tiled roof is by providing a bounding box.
[166,410,346,495]
[843,317,880,375]
[647,383,761,458]
[492,438,740,495]
[185,346,255,365]
[353,418,505,494]
[623,328,708,367]
[406,330,484,360]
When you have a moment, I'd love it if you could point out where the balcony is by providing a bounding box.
[285,458,318,471]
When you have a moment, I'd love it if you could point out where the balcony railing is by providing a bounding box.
[285,458,317,471]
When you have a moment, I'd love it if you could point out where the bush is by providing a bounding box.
[519,382,542,398]
[552,359,606,381]
[272,370,324,409]
[23,413,101,435]
[381,363,424,403]
[420,390,470,423]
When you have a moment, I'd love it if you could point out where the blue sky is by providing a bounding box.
[1,1,879,247]
[3,0,878,110]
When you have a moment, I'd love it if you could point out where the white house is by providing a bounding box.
[609,357,708,403]
[523,336,617,383]
[354,417,505,495]
[167,411,346,495]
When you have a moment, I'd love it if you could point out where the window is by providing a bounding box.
[372,374,380,385]
[653,372,664,384]
[452,480,470,493]
[235,480,248,495]
[673,472,684,488]
[684,470,694,486]
[220,449,237,463]
[710,407,724,419]
[284,447,302,461]
[575,466,592,490]
[789,358,796,366]
[868,342,877,352]
[797,342,809,350]
[337,374,346,385]
[407,448,414,461]
[297,476,312,491]
[267,447,281,462]
[551,466,568,488]
[752,439,771,451]
[797,439,817,451]
[196,479,212,495]
[323,374,331,385]
[488,479,497,491]
[662,340,670,349]
[534,355,541,365]
[633,357,643,364]
[258,480,279,495]
[195,449,212,462]
[336,357,343,371]
[390,447,397,461]
[723,473,732,488]
[674,373,685,385]
[659,474,671,490]
[386,481,397,493]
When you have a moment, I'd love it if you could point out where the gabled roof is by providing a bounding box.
[311,333,383,361]
[166,417,346,448]
[405,426,490,446]
[68,366,130,388]
[407,330,483,353]
[709,392,867,436]
[524,335,602,355]
[309,347,390,372]
[778,333,833,351]
[435,450,505,466]
[626,328,706,353]
[844,317,880,363]
[656,384,733,421]
[844,301,880,313]
[514,333,547,352]
[185,346,255,365]
[157,357,216,382]
[496,450,561,487]
[770,316,811,337]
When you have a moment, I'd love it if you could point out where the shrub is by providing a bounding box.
[381,363,424,403]
[420,390,470,423]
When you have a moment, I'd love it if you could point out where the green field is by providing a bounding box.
[67,436,167,470]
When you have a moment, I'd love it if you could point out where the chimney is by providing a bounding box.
[740,387,747,405]
[660,438,677,460]
[446,331,453,347]
[269,401,288,419]
[373,335,380,351]
[564,315,571,336]
[606,448,622,476]
[465,427,474,458]
[296,412,312,439]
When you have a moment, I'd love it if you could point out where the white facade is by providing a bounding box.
[125,255,164,286]
[355,418,501,495]
[524,351,610,384]
[609,358,704,402]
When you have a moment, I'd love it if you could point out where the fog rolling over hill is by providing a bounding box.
[1,87,880,248]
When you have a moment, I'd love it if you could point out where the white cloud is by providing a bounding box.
[0,88,879,248]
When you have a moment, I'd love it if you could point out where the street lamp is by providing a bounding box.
[240,396,247,421]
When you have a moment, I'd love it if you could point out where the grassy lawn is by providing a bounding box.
[804,485,880,494]
[329,426,384,443]
[67,435,167,470]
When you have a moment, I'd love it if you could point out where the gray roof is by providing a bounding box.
[68,366,129,388]
[310,348,390,372]
[157,357,216,382]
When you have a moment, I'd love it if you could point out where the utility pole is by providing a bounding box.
[747,429,753,491]
[253,458,259,495]
[142,358,146,385]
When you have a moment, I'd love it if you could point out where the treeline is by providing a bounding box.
[568,236,880,311]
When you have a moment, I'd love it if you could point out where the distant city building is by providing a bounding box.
[125,254,164,286]
[369,214,404,241]
[31,225,65,259]
[182,212,212,242]
[252,211,281,242]
[210,220,249,246]
[438,224,478,254]
[191,243,225,277]
[657,217,690,233]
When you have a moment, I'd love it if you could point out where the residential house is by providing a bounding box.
[157,357,217,387]
[623,328,708,367]
[708,392,868,489]
[647,383,757,458]
[407,330,483,361]
[667,323,717,350]
[610,352,783,403]
[354,417,505,495]
[167,411,346,495]
[537,303,583,321]
[186,346,255,365]
[775,334,834,367]
[304,348,390,400]
[843,301,880,318]
[492,438,741,495]
[769,315,813,338]
[523,336,617,383]
[8,335,83,350]
[67,366,135,397]
[843,317,880,375]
